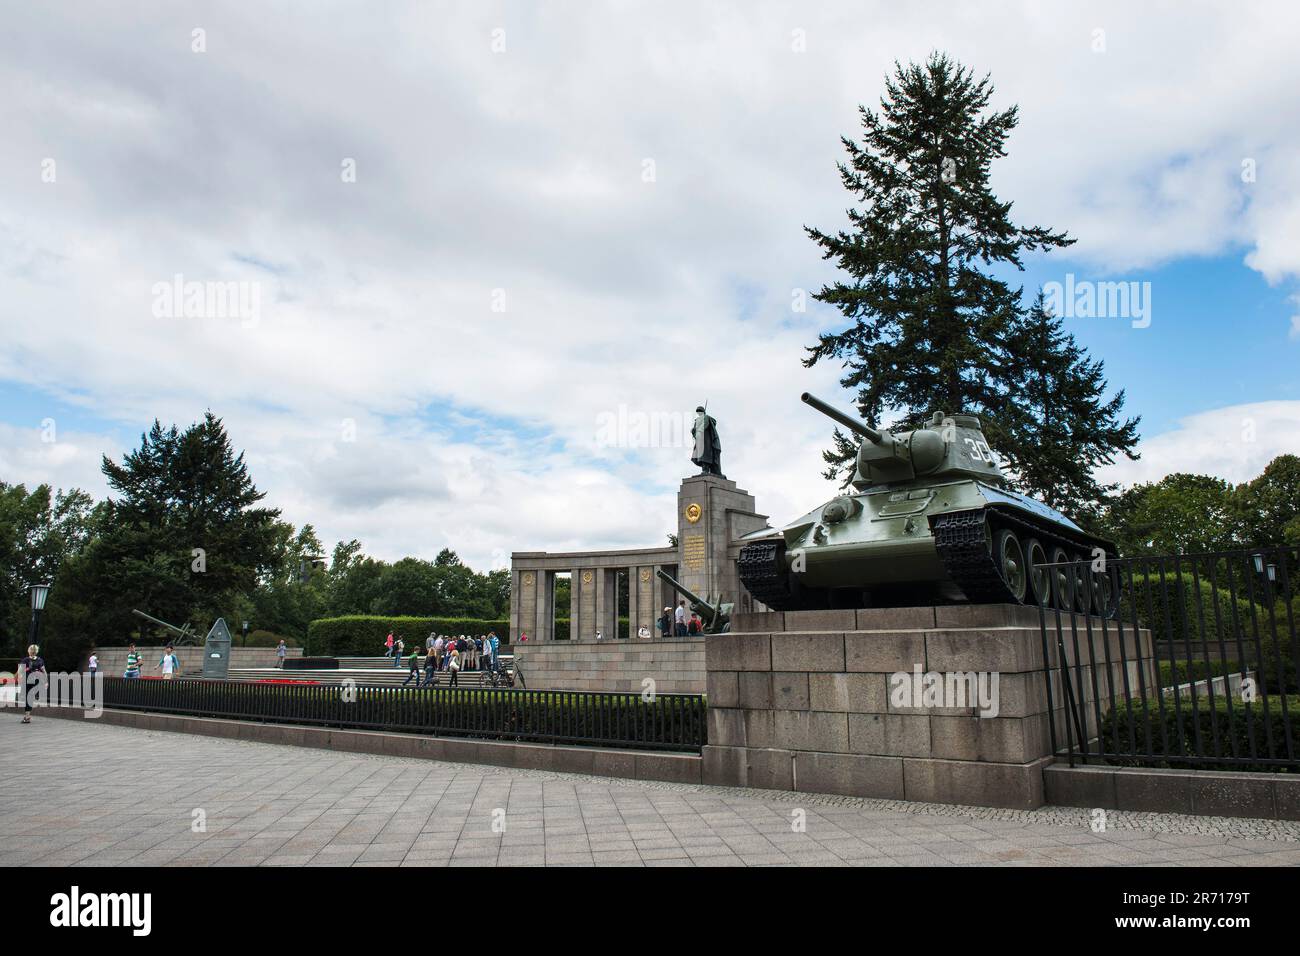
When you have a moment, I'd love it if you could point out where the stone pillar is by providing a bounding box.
[568,569,580,641]
[509,569,522,640]
[627,566,639,638]
[517,569,538,643]
[676,475,764,605]
[595,568,617,641]
[578,568,596,642]
[634,566,655,637]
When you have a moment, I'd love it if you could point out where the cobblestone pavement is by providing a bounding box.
[4,717,1300,867]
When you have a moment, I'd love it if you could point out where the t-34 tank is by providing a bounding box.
[737,393,1118,616]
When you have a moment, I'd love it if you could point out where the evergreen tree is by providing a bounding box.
[1002,291,1140,518]
[804,53,1133,515]
[94,412,280,636]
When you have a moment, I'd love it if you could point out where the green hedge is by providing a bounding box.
[243,629,301,648]
[307,616,510,656]
[1122,572,1253,646]
[1100,693,1300,772]
[1158,659,1239,688]
[1126,573,1296,694]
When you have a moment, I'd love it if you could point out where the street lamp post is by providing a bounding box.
[28,582,51,654]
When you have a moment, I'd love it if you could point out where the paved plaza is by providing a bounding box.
[4,717,1300,867]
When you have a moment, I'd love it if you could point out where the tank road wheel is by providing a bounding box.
[1091,560,1119,619]
[1049,546,1073,611]
[992,529,1027,603]
[1071,554,1091,613]
[1023,537,1051,606]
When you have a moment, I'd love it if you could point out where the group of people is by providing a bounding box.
[386,631,501,687]
[118,642,181,679]
[658,600,705,637]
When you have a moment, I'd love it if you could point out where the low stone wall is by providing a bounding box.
[705,604,1154,810]
[513,638,705,694]
[1044,763,1300,821]
[82,645,303,677]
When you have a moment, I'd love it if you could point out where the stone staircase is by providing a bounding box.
[226,654,518,687]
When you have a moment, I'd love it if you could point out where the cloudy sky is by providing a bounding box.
[2,0,1299,570]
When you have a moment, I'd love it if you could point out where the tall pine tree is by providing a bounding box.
[804,53,1135,514]
[1002,291,1139,518]
[93,412,281,635]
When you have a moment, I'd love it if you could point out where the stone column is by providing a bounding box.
[568,569,580,641]
[578,568,596,642]
[627,566,639,639]
[509,568,522,640]
[595,568,613,641]
[517,569,538,643]
[634,566,655,637]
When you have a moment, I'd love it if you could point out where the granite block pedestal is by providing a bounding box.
[703,604,1153,809]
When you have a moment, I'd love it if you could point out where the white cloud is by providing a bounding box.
[0,423,119,500]
[2,2,1300,564]
[1098,401,1300,489]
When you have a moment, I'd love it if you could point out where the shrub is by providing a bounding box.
[1125,573,1296,694]
[1100,693,1300,772]
[1122,571,1253,646]
[307,616,510,656]
[1157,659,1240,688]
[242,629,300,648]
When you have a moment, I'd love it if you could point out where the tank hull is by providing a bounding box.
[738,479,1117,613]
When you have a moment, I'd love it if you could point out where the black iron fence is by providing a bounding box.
[75,677,706,753]
[1040,546,1300,771]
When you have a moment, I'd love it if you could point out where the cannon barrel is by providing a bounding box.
[800,392,884,444]
[132,609,195,639]
[654,569,717,616]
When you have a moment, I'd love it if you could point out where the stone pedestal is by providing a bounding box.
[703,604,1154,810]
[675,475,766,604]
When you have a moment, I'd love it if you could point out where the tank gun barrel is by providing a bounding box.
[654,569,733,633]
[800,393,884,444]
[654,569,715,616]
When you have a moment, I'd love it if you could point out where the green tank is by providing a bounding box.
[737,393,1119,616]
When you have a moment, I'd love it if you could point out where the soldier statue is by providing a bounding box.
[691,405,724,478]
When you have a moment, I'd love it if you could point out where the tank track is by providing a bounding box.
[737,538,799,610]
[930,510,1011,603]
[932,506,1117,611]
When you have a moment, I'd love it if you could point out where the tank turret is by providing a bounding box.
[800,393,1005,490]
[737,394,1119,618]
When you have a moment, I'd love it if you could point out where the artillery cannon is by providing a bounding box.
[737,393,1120,617]
[655,569,733,634]
[132,609,234,678]
[132,609,199,645]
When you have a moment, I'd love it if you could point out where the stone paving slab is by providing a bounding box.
[2,717,1299,867]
